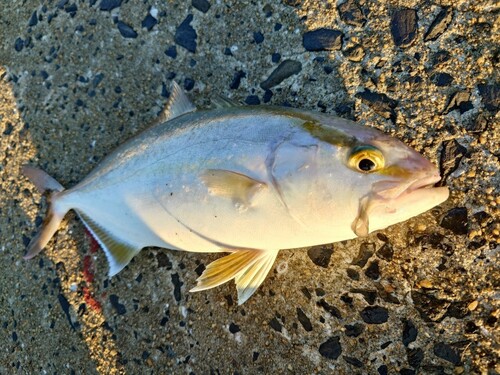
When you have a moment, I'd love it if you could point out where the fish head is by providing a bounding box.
[327,123,450,237]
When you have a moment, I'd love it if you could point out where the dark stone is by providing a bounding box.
[253,31,264,44]
[184,78,195,91]
[3,122,14,136]
[402,319,417,346]
[252,351,259,361]
[391,9,418,47]
[230,70,246,90]
[440,207,468,235]
[355,89,397,121]
[100,0,122,11]
[424,8,453,42]
[171,273,183,302]
[229,323,240,333]
[378,365,388,375]
[117,21,138,38]
[192,0,210,13]
[175,14,197,53]
[65,3,78,16]
[344,322,364,337]
[245,95,260,105]
[433,342,461,365]
[156,252,172,268]
[377,243,393,261]
[262,90,273,103]
[364,260,380,280]
[300,287,312,299]
[443,91,473,114]
[412,291,450,322]
[400,369,416,375]
[343,44,364,62]
[467,112,490,133]
[445,301,471,319]
[439,139,466,184]
[318,336,342,360]
[165,45,177,59]
[271,52,281,63]
[58,294,75,328]
[317,299,342,319]
[346,268,360,280]
[194,263,205,276]
[360,306,388,324]
[429,50,451,69]
[269,317,282,332]
[274,23,282,31]
[303,28,343,51]
[14,38,24,52]
[109,294,126,315]
[338,0,366,27]
[430,72,454,86]
[351,242,375,267]
[296,308,313,331]
[57,0,69,8]
[260,60,302,89]
[407,348,424,368]
[344,356,363,367]
[307,245,333,268]
[478,83,500,112]
[28,11,38,27]
[324,65,333,74]
[142,14,157,31]
[351,289,377,304]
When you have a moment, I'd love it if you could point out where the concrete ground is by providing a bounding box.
[0,0,498,374]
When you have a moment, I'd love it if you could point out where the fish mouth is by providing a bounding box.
[400,173,443,197]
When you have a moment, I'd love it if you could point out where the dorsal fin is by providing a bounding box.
[212,95,240,108]
[157,81,196,124]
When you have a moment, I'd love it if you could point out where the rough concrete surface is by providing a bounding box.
[0,0,498,374]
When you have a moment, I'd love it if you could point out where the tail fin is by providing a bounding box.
[22,166,68,259]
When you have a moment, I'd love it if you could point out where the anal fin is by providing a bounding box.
[78,212,140,277]
[190,249,279,305]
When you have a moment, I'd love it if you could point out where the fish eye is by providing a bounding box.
[348,145,385,173]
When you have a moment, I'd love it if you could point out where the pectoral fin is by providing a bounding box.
[78,213,140,276]
[200,169,266,206]
[191,249,279,305]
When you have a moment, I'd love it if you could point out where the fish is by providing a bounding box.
[22,82,449,304]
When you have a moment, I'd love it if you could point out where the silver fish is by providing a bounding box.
[23,83,449,304]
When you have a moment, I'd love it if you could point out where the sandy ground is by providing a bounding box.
[0,0,498,374]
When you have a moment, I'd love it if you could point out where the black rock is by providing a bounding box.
[253,31,264,44]
[303,28,343,51]
[245,95,260,105]
[445,301,471,319]
[344,322,364,337]
[433,342,461,365]
[351,242,375,267]
[364,260,380,280]
[184,78,195,91]
[28,11,38,27]
[65,3,78,16]
[230,70,246,90]
[343,44,364,62]
[351,289,377,305]
[109,294,127,315]
[400,369,416,375]
[407,347,424,368]
[175,14,197,53]
[424,8,453,42]
[296,308,313,331]
[337,0,366,27]
[307,245,333,268]
[430,72,454,86]
[378,365,388,375]
[443,91,473,114]
[319,336,342,360]
[192,0,210,13]
[360,306,388,324]
[194,263,205,276]
[260,60,302,89]
[229,322,240,333]
[346,268,360,280]
[156,252,172,268]
[355,89,397,121]
[317,299,342,319]
[142,14,157,31]
[467,112,490,133]
[100,0,122,11]
[117,21,138,38]
[14,38,24,52]
[344,356,363,367]
[440,207,468,235]
[391,9,418,47]
[429,50,451,69]
[171,273,183,302]
[439,139,466,184]
[377,243,393,261]
[411,291,450,322]
[269,317,282,332]
[478,83,500,112]
[402,319,418,346]
[165,45,177,59]
[271,53,281,63]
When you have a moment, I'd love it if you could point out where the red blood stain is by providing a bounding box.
[83,286,102,312]
[83,255,95,284]
[84,228,100,254]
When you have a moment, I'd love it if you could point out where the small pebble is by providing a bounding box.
[307,245,333,268]
[260,60,302,90]
[337,0,366,27]
[355,89,397,122]
[430,72,454,86]
[175,14,197,53]
[142,14,157,31]
[390,8,418,48]
[165,46,177,59]
[100,0,122,11]
[192,0,210,13]
[303,28,343,51]
[424,7,453,41]
[253,31,264,44]
[440,207,468,235]
[318,336,342,360]
[477,84,500,112]
[117,21,138,38]
[360,306,389,324]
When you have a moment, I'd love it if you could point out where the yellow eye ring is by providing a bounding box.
[348,145,385,173]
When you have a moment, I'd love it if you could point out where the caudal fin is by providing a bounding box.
[22,166,68,259]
